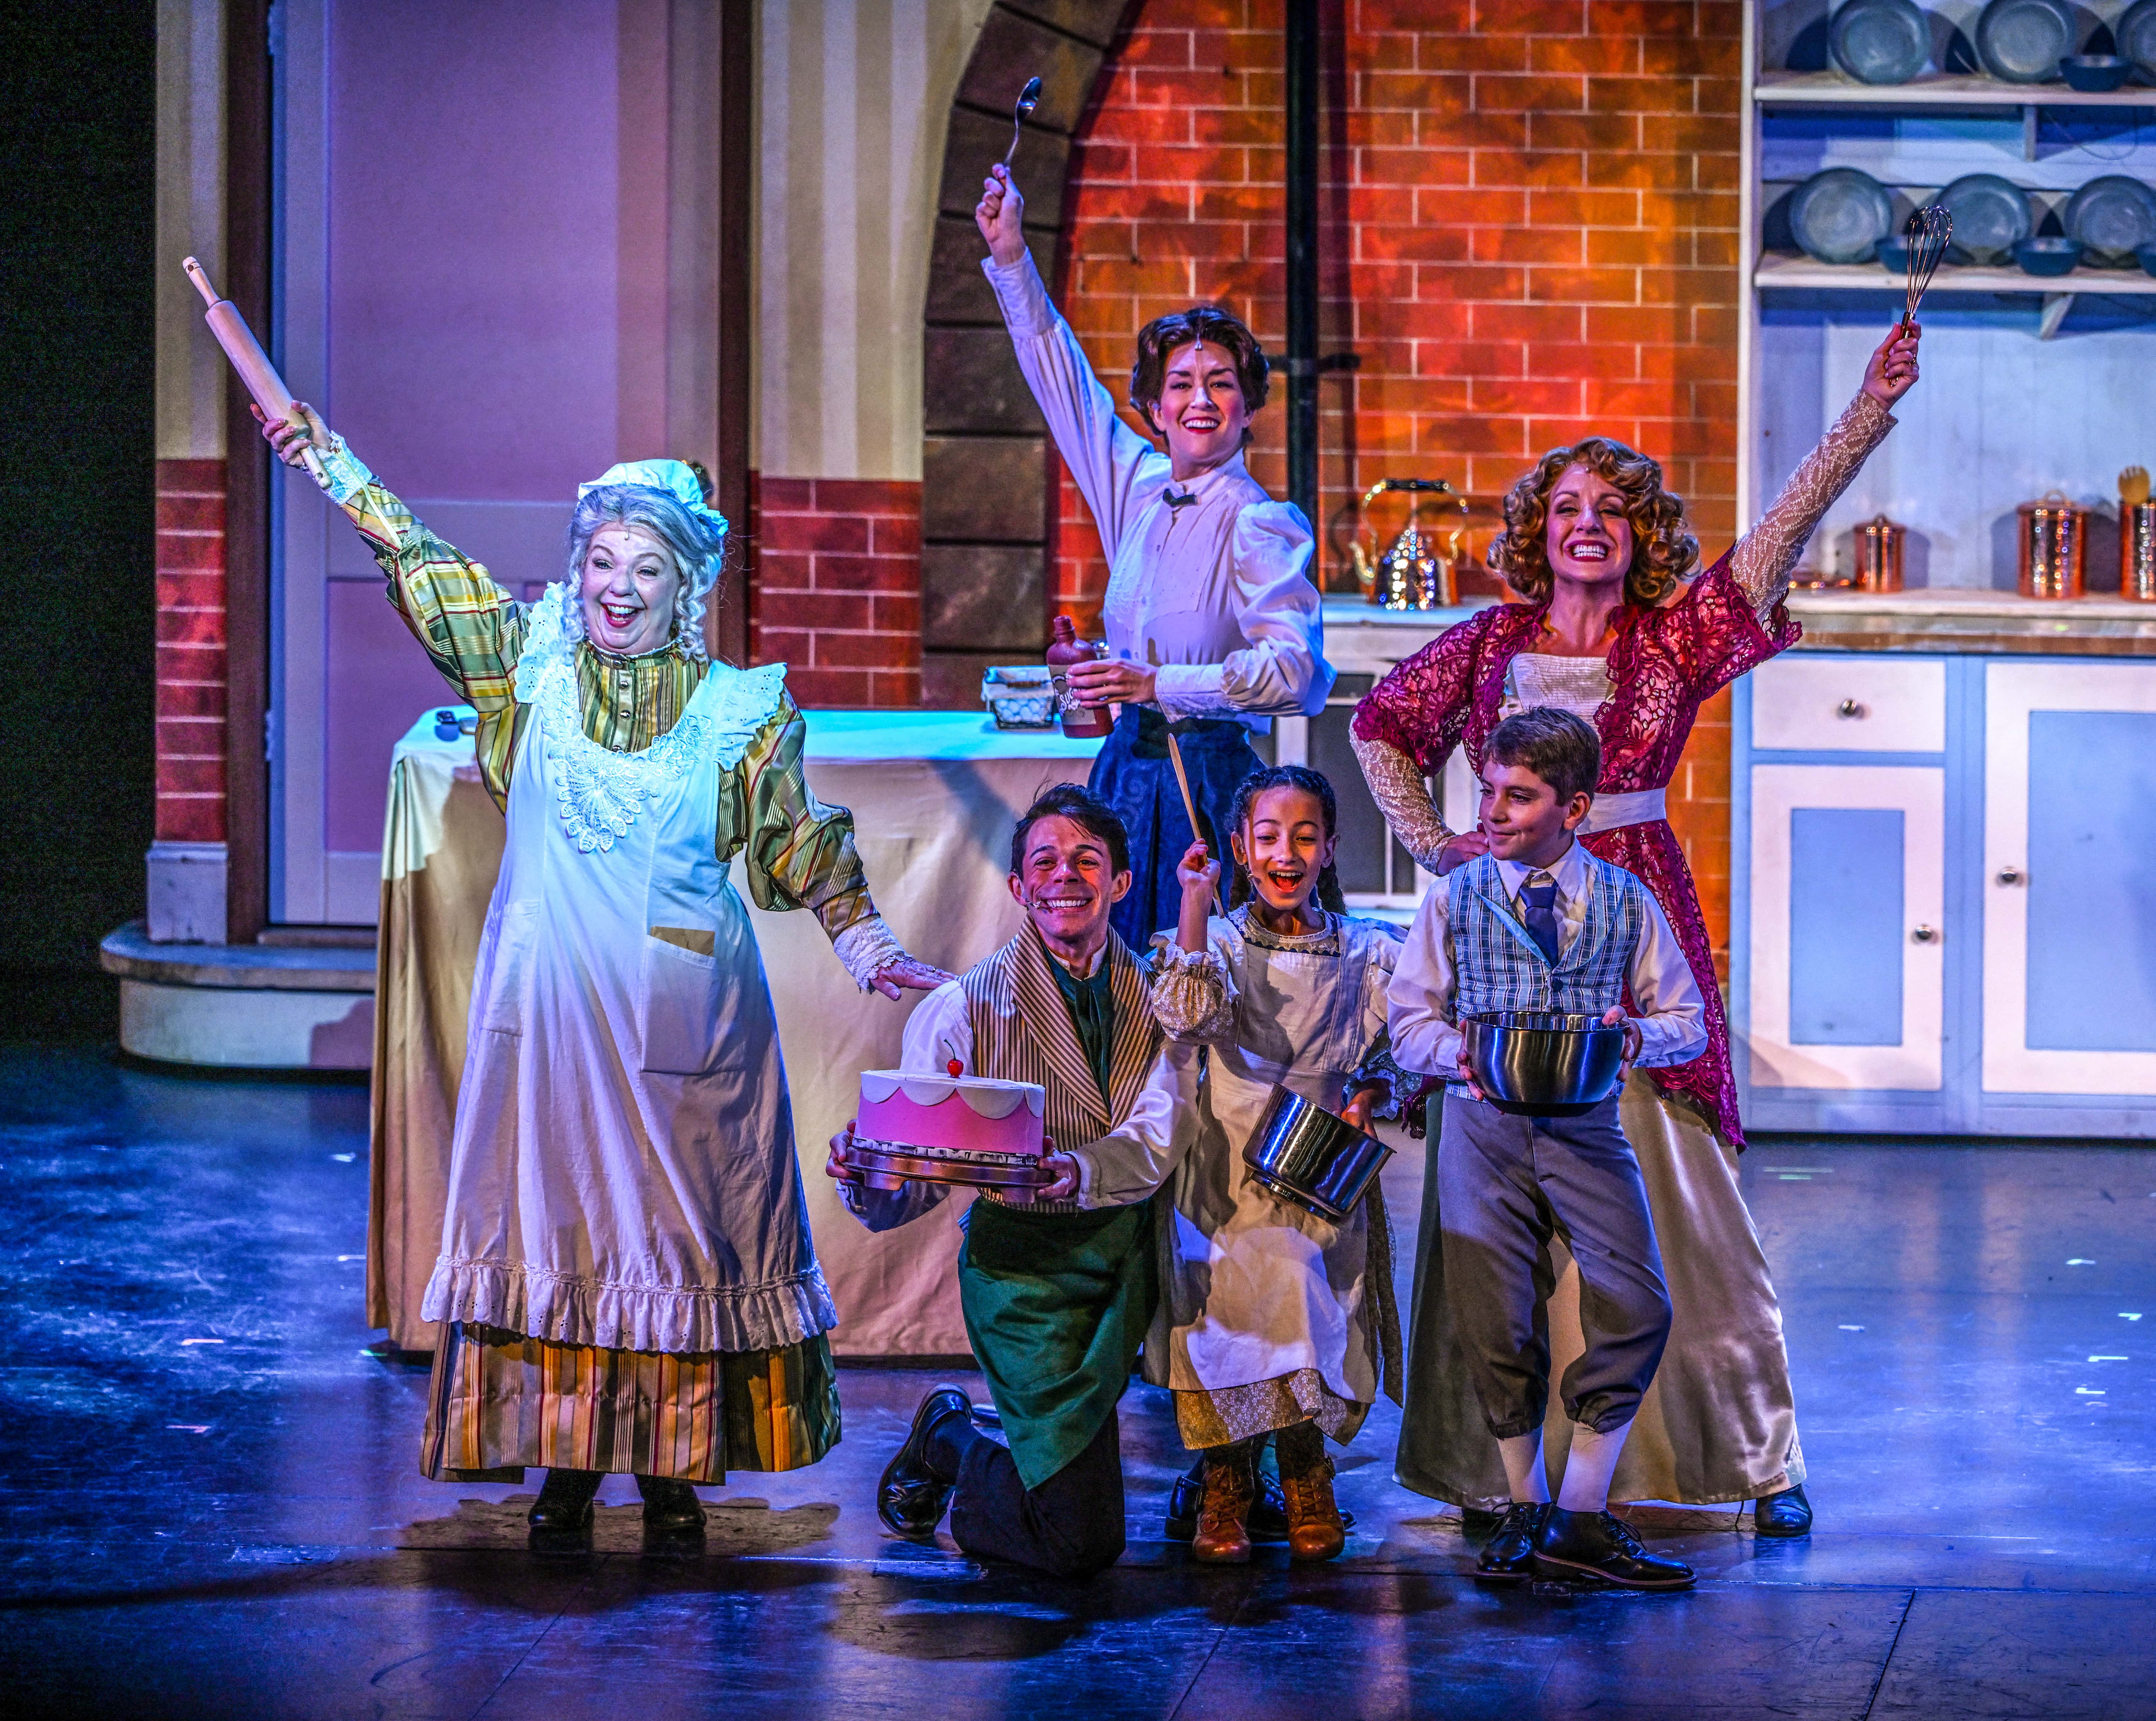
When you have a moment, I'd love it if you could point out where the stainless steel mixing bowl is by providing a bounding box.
[1241,1085,1393,1224]
[1460,1010,1624,1117]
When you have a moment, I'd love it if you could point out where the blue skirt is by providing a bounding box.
[1090,708,1264,953]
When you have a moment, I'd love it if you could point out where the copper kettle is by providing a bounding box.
[1347,478,1466,610]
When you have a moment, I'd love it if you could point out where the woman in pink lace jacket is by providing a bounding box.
[1354,322,1922,1537]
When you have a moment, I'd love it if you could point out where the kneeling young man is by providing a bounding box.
[1389,709,1704,1590]
[829,785,1190,1579]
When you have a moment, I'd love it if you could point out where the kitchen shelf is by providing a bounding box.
[1756,70,2156,108]
[1755,254,2156,295]
[1739,2,2156,540]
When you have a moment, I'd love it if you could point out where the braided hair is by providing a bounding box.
[1224,763,1345,914]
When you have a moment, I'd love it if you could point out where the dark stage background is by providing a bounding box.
[0,1,157,1038]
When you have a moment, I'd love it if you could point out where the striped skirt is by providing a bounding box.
[420,1322,841,1484]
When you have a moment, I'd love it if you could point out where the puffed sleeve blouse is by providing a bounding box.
[982,250,1335,730]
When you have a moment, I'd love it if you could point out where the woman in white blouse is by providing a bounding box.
[976,164,1335,950]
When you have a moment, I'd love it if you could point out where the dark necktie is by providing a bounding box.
[1521,870,1561,965]
[1166,487,1198,511]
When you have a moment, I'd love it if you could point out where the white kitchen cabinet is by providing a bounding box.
[1735,651,2156,1136]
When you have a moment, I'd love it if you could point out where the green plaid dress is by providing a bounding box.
[336,477,857,1482]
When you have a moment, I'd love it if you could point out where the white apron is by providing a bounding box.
[1163,913,1399,1407]
[420,590,836,1356]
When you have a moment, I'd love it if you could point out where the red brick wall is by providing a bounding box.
[1050,0,1742,969]
[746,474,923,708]
[155,458,229,844]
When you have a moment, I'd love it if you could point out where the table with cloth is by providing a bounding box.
[369,706,1098,1359]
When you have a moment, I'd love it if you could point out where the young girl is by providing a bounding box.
[1151,764,1404,1563]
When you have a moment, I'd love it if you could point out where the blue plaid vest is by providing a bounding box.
[1447,849,1647,1019]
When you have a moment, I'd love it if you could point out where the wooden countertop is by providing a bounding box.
[1319,591,2156,669]
[1784,590,2156,656]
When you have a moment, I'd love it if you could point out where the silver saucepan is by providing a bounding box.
[1460,1010,1624,1117]
[1242,1085,1393,1224]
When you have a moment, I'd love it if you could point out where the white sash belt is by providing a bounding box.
[1579,787,1667,834]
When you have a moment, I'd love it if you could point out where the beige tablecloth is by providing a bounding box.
[368,707,1098,1357]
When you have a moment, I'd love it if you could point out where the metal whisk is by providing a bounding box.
[1900,205,1952,333]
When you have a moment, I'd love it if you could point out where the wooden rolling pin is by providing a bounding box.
[183,256,324,480]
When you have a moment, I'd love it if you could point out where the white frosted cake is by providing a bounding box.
[856,1069,1047,1162]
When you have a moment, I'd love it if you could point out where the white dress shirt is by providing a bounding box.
[984,252,1335,729]
[1388,837,1707,1081]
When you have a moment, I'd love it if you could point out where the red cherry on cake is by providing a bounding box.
[947,1058,964,1078]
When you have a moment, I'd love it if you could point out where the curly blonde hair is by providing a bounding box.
[1487,437,1698,606]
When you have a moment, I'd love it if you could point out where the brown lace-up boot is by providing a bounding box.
[1190,1441,1256,1564]
[1276,1420,1346,1562]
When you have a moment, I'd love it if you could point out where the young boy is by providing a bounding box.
[1388,708,1705,1590]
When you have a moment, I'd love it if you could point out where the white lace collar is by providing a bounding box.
[516,582,789,852]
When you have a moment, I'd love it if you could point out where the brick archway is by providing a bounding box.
[917,0,1137,707]
[960,0,1748,969]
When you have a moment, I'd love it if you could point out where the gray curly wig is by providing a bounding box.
[564,484,729,660]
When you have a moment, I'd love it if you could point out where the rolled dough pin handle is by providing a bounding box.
[183,255,325,484]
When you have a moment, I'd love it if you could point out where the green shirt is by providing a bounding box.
[1047,949,1116,1103]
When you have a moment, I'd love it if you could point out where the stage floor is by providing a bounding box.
[3,1046,2153,1720]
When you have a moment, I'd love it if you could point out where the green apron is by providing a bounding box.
[959,1195,1159,1491]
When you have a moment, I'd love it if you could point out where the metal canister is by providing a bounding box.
[2121,502,2156,602]
[2018,493,2087,600]
[1854,513,1904,593]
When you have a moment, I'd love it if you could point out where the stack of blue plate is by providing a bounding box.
[2065,177,2156,267]
[1830,0,1931,84]
[1789,167,1897,264]
[1974,0,2077,82]
[2120,0,2156,83]
[1936,173,2033,265]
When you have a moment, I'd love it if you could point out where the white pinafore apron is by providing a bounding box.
[1163,913,1397,1420]
[421,588,835,1356]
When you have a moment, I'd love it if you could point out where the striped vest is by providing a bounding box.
[960,923,1163,1212]
[1447,849,1646,1019]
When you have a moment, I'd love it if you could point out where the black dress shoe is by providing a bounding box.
[1164,1455,1354,1544]
[636,1475,707,1533]
[1461,1505,1507,1540]
[1532,1506,1695,1590]
[1753,1483,1812,1538]
[528,1467,601,1534]
[1474,1501,1547,1582]
[878,1385,971,1540]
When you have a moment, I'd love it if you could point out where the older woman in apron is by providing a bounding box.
[261,405,944,1538]
[975,163,1335,950]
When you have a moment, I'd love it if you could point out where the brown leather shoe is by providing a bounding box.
[1190,1443,1256,1565]
[1276,1421,1345,1562]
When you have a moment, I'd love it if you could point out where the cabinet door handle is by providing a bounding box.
[1997,866,2025,886]
[1837,698,1865,718]
[1911,925,1939,944]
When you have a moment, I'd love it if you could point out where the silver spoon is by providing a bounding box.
[1001,76,1042,169]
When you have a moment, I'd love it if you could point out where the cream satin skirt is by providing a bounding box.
[1396,1079,1802,1510]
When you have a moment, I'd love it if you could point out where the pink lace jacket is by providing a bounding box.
[1353,556,1790,1145]
[1351,390,1898,1148]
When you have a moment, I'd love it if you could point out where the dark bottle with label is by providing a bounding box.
[1045,614,1112,739]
